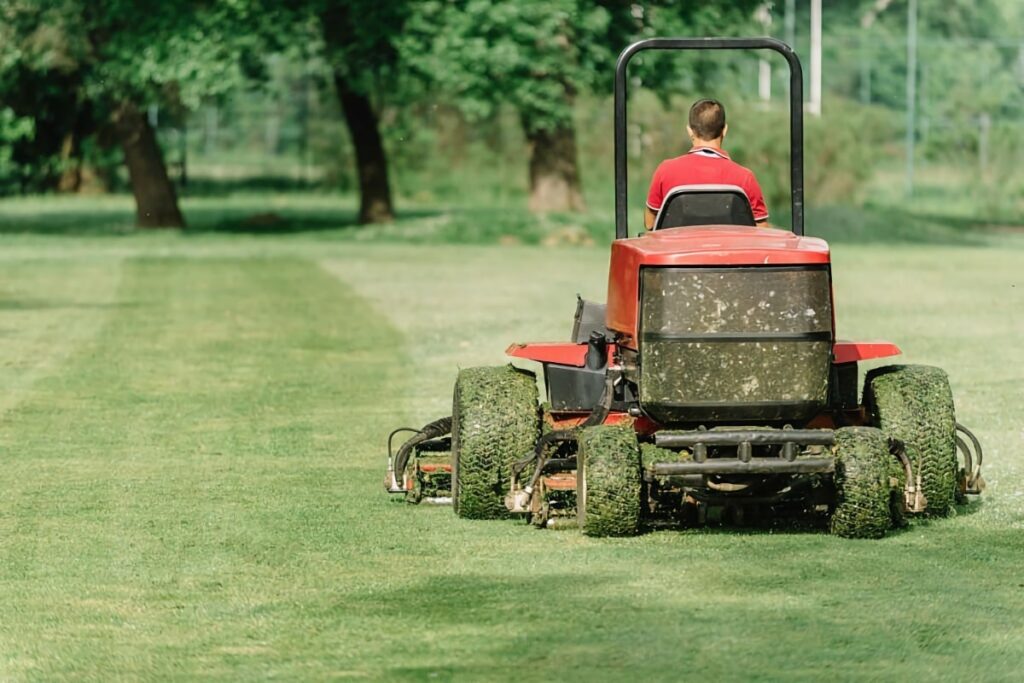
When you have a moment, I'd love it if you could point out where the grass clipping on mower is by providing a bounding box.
[640,442,690,469]
[864,364,958,516]
[830,427,894,539]
[454,365,539,519]
[578,425,642,537]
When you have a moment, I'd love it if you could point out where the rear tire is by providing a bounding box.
[576,425,641,537]
[452,365,539,519]
[830,427,894,539]
[864,364,957,516]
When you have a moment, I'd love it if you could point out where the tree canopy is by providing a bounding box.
[0,0,273,224]
[1,0,1023,222]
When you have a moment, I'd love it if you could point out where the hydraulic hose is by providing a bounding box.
[390,416,453,480]
[955,422,984,493]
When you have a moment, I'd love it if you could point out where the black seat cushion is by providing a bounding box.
[655,184,756,229]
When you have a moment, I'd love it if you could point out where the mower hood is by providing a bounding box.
[627,225,829,265]
[606,226,831,346]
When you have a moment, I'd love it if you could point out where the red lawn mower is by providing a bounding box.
[385,38,984,538]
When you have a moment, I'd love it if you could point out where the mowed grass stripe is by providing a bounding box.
[0,256,424,679]
[0,258,122,419]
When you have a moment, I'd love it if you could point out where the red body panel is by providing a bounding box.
[546,411,635,429]
[508,340,899,368]
[606,226,831,347]
[833,340,901,364]
[506,342,588,367]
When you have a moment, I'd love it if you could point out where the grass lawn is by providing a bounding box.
[0,201,1022,680]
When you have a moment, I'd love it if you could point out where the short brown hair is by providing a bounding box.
[689,99,726,140]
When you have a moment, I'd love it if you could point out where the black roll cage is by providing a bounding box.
[614,37,805,239]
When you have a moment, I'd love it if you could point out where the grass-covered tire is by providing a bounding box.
[830,427,894,539]
[576,425,641,537]
[451,365,539,520]
[864,364,957,516]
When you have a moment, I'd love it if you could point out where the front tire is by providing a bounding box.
[576,425,641,537]
[864,365,958,516]
[830,427,895,539]
[451,365,539,519]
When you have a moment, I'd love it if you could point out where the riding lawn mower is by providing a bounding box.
[384,37,985,538]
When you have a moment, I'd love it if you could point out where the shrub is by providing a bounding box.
[0,108,34,195]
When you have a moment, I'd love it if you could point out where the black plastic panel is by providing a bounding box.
[830,362,859,409]
[571,298,609,343]
[545,364,606,412]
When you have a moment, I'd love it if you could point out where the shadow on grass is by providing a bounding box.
[187,206,441,235]
[0,204,367,237]
[0,190,1017,245]
[646,492,985,537]
[0,299,137,311]
[0,194,444,238]
[795,204,1015,246]
[329,522,1024,679]
[190,209,360,235]
[0,205,139,236]
[178,175,326,197]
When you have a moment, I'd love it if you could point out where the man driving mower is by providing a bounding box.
[644,98,769,229]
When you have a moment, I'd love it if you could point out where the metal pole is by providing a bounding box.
[905,0,917,196]
[784,0,795,101]
[860,32,871,103]
[179,122,188,188]
[759,60,772,102]
[979,112,991,175]
[809,0,822,116]
[785,0,795,51]
[757,4,772,103]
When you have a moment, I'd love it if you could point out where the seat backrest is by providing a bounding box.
[654,184,756,230]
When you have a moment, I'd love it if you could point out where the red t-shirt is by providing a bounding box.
[646,147,769,222]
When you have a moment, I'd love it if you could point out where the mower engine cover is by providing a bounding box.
[607,225,833,423]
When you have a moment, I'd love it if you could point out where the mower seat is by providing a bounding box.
[654,184,756,229]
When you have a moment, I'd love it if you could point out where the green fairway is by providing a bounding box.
[1,229,1023,680]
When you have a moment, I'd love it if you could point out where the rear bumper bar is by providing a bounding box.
[655,429,836,448]
[648,456,835,476]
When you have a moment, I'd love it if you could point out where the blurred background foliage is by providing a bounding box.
[0,0,1022,234]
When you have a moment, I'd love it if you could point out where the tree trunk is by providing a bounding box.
[111,101,185,228]
[525,124,585,213]
[56,130,82,193]
[333,74,394,224]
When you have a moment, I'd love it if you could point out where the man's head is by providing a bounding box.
[687,99,727,145]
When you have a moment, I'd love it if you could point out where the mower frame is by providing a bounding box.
[614,37,804,238]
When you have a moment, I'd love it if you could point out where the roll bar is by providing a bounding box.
[614,37,805,238]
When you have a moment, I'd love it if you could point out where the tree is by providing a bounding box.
[0,109,34,195]
[402,1,762,214]
[317,1,410,224]
[0,2,96,194]
[246,0,410,225]
[78,1,263,228]
[0,1,263,227]
[402,1,621,213]
[109,102,183,227]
